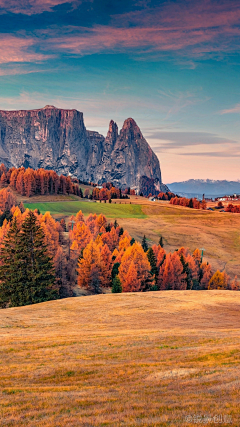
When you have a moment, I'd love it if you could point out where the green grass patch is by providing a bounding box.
[24,201,147,218]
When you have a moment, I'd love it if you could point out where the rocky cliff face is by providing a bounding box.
[0,106,167,193]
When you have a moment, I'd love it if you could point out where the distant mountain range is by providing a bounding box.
[167,179,240,199]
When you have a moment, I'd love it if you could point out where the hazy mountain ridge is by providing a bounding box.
[167,179,240,198]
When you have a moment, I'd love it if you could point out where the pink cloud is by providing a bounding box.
[0,0,78,15]
[114,0,240,31]
[221,103,240,114]
[0,35,53,64]
[45,23,240,58]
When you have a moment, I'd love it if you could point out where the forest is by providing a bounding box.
[0,186,238,308]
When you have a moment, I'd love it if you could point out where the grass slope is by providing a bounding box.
[1,291,240,426]
[23,198,240,277]
[24,201,146,218]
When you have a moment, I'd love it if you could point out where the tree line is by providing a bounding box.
[0,163,82,198]
[170,196,207,209]
[0,188,238,308]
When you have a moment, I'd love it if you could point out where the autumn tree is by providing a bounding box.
[199,262,212,289]
[100,244,113,287]
[77,240,102,293]
[118,242,152,292]
[208,270,228,290]
[230,276,240,290]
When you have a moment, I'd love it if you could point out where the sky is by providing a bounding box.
[0,0,240,183]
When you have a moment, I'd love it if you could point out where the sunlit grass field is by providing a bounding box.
[24,201,147,218]
[23,198,240,278]
[1,291,240,426]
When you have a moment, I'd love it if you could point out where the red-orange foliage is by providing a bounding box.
[170,197,204,209]
[0,188,17,213]
[0,164,81,198]
[158,252,187,290]
[225,204,240,213]
[118,242,152,292]
[77,240,103,293]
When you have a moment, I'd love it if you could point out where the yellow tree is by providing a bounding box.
[71,222,91,252]
[208,270,228,290]
[77,240,102,293]
[119,235,131,251]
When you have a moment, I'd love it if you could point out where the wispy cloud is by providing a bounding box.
[0,0,78,15]
[0,35,53,64]
[45,24,240,59]
[146,130,240,158]
[220,103,240,114]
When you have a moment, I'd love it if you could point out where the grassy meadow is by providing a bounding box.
[0,291,240,426]
[24,200,147,218]
[23,197,240,279]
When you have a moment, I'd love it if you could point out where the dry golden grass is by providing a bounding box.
[118,203,240,279]
[0,291,240,426]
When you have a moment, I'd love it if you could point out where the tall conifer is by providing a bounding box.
[0,212,57,307]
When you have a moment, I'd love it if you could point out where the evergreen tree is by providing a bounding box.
[159,235,164,248]
[106,223,111,232]
[114,219,119,228]
[111,262,120,283]
[0,211,58,307]
[141,235,148,252]
[180,254,192,290]
[0,219,22,307]
[147,248,158,282]
[130,237,135,246]
[189,198,194,208]
[0,210,13,227]
[112,276,122,293]
[119,227,124,236]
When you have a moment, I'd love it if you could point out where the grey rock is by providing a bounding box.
[0,106,167,193]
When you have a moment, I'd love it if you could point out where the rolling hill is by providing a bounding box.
[1,291,239,426]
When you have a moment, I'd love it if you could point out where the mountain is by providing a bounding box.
[167,179,240,199]
[0,105,167,194]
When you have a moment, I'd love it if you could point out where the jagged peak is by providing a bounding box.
[106,120,118,141]
[122,117,138,128]
[120,117,143,138]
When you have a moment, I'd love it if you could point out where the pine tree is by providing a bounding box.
[141,235,148,252]
[119,227,124,236]
[147,247,158,282]
[159,236,164,248]
[18,211,57,305]
[111,262,120,283]
[189,198,194,208]
[130,237,135,246]
[112,276,122,293]
[180,254,191,289]
[0,219,22,307]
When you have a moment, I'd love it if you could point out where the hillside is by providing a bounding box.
[23,197,240,279]
[1,291,240,426]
